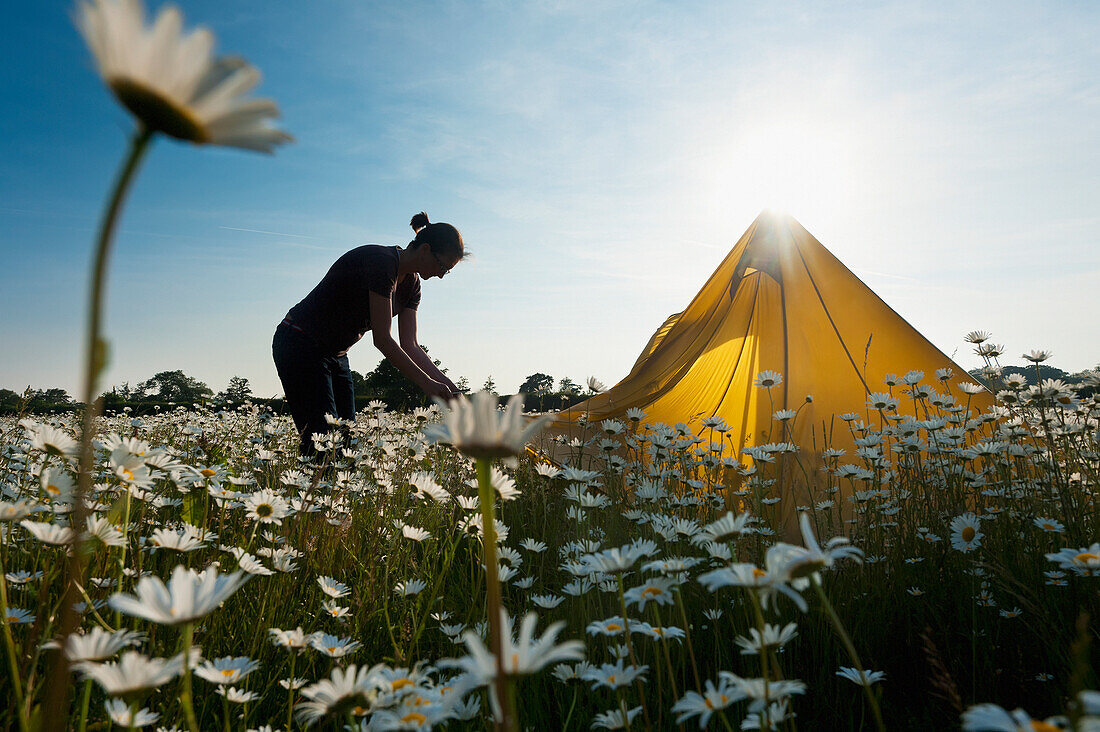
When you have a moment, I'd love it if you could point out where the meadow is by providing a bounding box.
[1,356,1097,731]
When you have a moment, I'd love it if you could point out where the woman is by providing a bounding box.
[273,212,463,457]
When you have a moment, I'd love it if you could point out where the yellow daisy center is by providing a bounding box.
[200,468,217,478]
[1031,722,1062,732]
[108,78,211,143]
[961,527,976,542]
[608,675,617,684]
[391,678,413,691]
[642,586,662,598]
[1075,552,1099,563]
[46,484,60,495]
[752,568,767,578]
[606,623,622,632]
[511,653,520,671]
[401,713,427,724]
[221,669,235,677]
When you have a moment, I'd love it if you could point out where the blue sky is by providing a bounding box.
[2,1,1097,399]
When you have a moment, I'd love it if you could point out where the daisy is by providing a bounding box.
[269,627,311,650]
[961,703,1064,731]
[108,564,249,625]
[75,0,291,151]
[78,650,186,695]
[242,489,291,525]
[217,686,260,703]
[949,513,984,553]
[583,660,648,690]
[85,516,126,548]
[309,633,361,659]
[423,391,551,459]
[235,552,273,576]
[402,525,431,542]
[735,623,798,655]
[837,666,886,686]
[754,371,783,389]
[60,627,145,661]
[520,538,548,553]
[442,610,583,715]
[0,500,39,522]
[4,608,35,624]
[534,463,560,479]
[625,407,647,423]
[25,423,80,458]
[1045,544,1100,576]
[19,520,75,546]
[1033,517,1065,533]
[194,656,260,685]
[103,699,158,727]
[693,511,753,545]
[623,577,676,611]
[672,677,744,728]
[317,576,350,599]
[408,473,450,503]
[592,706,642,730]
[719,673,807,712]
[394,579,427,597]
[586,617,633,637]
[531,594,564,609]
[147,525,207,552]
[4,571,44,586]
[40,468,76,502]
[1022,350,1052,363]
[321,599,351,620]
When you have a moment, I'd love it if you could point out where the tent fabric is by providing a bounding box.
[548,212,994,513]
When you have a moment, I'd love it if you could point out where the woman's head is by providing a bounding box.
[410,212,464,277]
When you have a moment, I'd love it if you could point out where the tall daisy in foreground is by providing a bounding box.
[50,4,290,727]
[424,392,552,731]
[76,0,292,151]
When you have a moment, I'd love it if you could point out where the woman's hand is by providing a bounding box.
[424,380,456,402]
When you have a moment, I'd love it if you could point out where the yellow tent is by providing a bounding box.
[551,211,994,508]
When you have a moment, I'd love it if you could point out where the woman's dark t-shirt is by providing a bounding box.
[285,245,421,355]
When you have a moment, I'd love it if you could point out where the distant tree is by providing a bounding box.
[217,376,253,404]
[558,377,582,397]
[455,376,471,394]
[518,373,554,397]
[137,370,212,404]
[30,388,72,407]
[482,376,497,396]
[360,346,440,411]
[0,388,22,411]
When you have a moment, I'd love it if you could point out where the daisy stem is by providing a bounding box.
[615,576,653,731]
[475,458,515,732]
[0,546,30,732]
[674,589,703,690]
[180,622,200,732]
[42,124,154,731]
[748,591,771,713]
[810,577,884,732]
[287,653,296,731]
[77,678,93,732]
[115,488,133,627]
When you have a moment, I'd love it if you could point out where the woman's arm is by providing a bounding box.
[369,292,451,399]
[398,309,458,393]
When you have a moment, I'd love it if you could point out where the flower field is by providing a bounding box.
[2,360,1097,730]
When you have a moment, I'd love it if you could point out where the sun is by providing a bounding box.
[694,115,867,227]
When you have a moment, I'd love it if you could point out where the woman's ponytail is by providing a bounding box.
[408,211,465,263]
[410,212,430,234]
